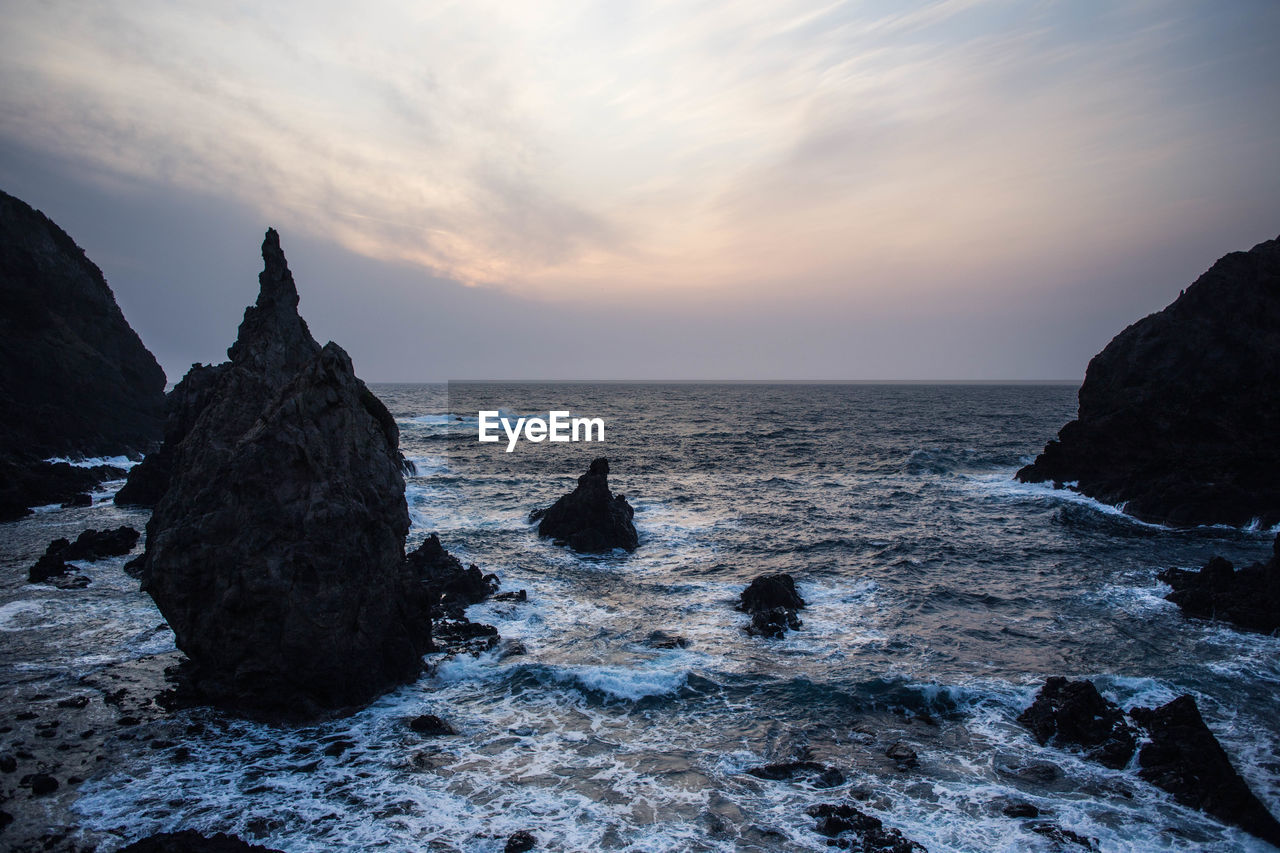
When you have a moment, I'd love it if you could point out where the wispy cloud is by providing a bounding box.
[2,0,1276,303]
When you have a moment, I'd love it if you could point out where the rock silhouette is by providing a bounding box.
[1130,695,1280,847]
[29,526,140,583]
[1158,533,1280,634]
[738,573,805,637]
[1017,234,1280,527]
[136,229,430,717]
[531,457,638,552]
[0,189,165,518]
[1017,677,1136,769]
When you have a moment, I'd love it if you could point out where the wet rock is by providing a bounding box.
[1017,678,1136,769]
[999,800,1040,819]
[131,230,432,717]
[405,533,498,615]
[504,830,537,853]
[1159,534,1280,634]
[0,753,15,772]
[492,589,528,602]
[993,754,1064,786]
[26,772,58,795]
[885,742,919,768]
[644,630,689,649]
[322,740,354,757]
[807,803,927,851]
[56,696,89,709]
[532,457,638,552]
[61,493,91,508]
[0,189,165,519]
[747,760,844,788]
[1017,233,1280,527]
[119,831,284,852]
[1027,823,1098,850]
[28,526,141,583]
[738,573,805,637]
[409,714,455,736]
[1129,695,1280,847]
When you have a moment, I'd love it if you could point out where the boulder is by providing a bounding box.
[1017,677,1136,769]
[746,760,844,788]
[738,573,805,638]
[0,189,165,515]
[136,229,431,717]
[1017,234,1280,527]
[1158,533,1280,633]
[1129,695,1280,847]
[531,457,638,552]
[504,831,537,853]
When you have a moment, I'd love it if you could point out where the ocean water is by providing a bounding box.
[3,383,1278,852]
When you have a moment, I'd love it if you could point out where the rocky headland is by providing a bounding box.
[1017,234,1280,527]
[530,457,638,552]
[0,189,166,520]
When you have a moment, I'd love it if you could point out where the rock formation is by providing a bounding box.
[120,832,284,853]
[135,229,432,717]
[807,803,927,852]
[29,526,140,583]
[1016,677,1136,769]
[1017,234,1280,527]
[0,189,165,518]
[1130,696,1280,847]
[1158,533,1280,634]
[738,573,806,637]
[530,457,638,552]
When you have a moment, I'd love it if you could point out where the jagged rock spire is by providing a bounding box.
[227,229,319,373]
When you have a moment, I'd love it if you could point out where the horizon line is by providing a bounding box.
[367,378,1083,385]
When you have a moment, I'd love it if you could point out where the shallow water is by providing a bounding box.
[3,383,1277,851]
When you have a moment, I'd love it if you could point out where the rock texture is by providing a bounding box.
[29,526,140,583]
[404,533,505,655]
[135,230,431,717]
[1016,677,1136,769]
[738,573,806,637]
[807,803,927,852]
[1017,234,1280,527]
[1130,696,1280,847]
[119,832,284,853]
[0,189,165,517]
[1158,533,1280,634]
[530,457,638,552]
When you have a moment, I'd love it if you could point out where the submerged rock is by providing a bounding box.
[1158,533,1280,634]
[1016,234,1280,528]
[1017,677,1136,769]
[738,573,805,637]
[747,760,844,788]
[1129,695,1280,847]
[504,830,537,853]
[531,457,638,552]
[135,230,431,717]
[807,803,927,852]
[0,189,165,517]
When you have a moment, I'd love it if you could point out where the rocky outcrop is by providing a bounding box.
[29,526,140,583]
[1130,696,1280,847]
[0,189,165,516]
[530,457,638,552]
[1017,234,1280,527]
[1016,677,1136,769]
[403,533,505,655]
[136,229,431,717]
[0,459,126,521]
[747,761,844,788]
[738,573,805,637]
[1158,534,1280,634]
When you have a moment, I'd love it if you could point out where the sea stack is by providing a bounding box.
[1017,234,1280,527]
[135,229,431,717]
[0,189,166,518]
[530,457,638,552]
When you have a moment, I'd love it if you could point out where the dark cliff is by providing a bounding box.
[1018,234,1280,527]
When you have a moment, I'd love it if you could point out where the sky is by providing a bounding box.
[1,0,1278,382]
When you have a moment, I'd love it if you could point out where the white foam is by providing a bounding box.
[43,454,138,469]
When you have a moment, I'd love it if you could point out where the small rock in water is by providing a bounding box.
[504,830,537,853]
[409,714,456,736]
[644,630,689,649]
[747,760,844,788]
[26,773,58,795]
[885,742,919,768]
[1159,534,1280,634]
[1017,677,1136,769]
[807,802,927,852]
[999,800,1041,819]
[738,573,805,638]
[532,457,638,552]
[61,493,92,508]
[118,830,285,852]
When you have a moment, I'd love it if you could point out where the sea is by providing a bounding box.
[2,382,1278,852]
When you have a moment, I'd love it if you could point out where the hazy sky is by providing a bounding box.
[2,1,1278,381]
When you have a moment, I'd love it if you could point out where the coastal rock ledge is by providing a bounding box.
[1017,233,1280,527]
[133,229,432,717]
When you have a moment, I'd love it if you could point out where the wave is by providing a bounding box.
[43,454,138,469]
